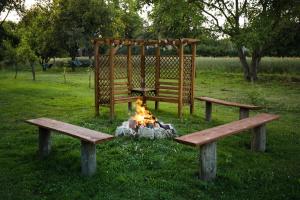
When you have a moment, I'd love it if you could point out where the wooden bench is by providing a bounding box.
[175,113,279,181]
[195,96,262,121]
[26,118,114,176]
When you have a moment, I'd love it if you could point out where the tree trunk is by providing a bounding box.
[41,59,46,71]
[31,62,36,81]
[237,47,251,81]
[71,56,76,72]
[14,63,18,79]
[250,49,262,82]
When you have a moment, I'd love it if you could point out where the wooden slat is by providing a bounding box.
[127,45,132,92]
[195,96,262,110]
[190,43,196,114]
[178,43,184,118]
[141,45,145,88]
[114,96,140,103]
[114,91,129,95]
[159,90,178,95]
[158,86,178,90]
[175,113,279,147]
[93,38,200,46]
[94,43,100,116]
[131,88,156,92]
[114,82,128,85]
[114,86,128,90]
[158,81,178,86]
[26,118,114,144]
[109,46,115,119]
[146,96,178,103]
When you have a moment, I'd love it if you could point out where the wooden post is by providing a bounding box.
[81,140,96,176]
[239,108,249,119]
[251,124,266,152]
[178,43,184,119]
[127,45,133,111]
[155,45,160,111]
[109,45,115,121]
[94,42,100,116]
[141,44,145,89]
[39,127,51,157]
[141,44,146,104]
[199,142,217,181]
[205,102,212,122]
[190,43,196,114]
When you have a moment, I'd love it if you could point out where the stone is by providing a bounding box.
[154,127,166,139]
[138,127,155,139]
[115,120,176,139]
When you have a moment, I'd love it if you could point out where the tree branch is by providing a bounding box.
[219,0,235,17]
[201,0,235,29]
[0,8,11,26]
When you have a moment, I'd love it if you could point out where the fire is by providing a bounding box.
[131,99,156,126]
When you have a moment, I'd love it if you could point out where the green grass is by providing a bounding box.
[197,57,300,75]
[0,69,300,200]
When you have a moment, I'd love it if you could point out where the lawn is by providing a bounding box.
[0,68,299,200]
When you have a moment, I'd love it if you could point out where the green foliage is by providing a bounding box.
[0,70,299,199]
[18,4,62,67]
[51,0,111,59]
[145,0,204,38]
[107,0,144,38]
[16,39,37,64]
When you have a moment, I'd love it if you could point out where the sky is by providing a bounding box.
[0,0,37,22]
[1,0,150,22]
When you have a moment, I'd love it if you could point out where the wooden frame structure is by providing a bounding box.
[93,38,198,120]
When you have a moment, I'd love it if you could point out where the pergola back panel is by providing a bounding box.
[93,38,198,119]
[132,55,141,89]
[160,56,179,79]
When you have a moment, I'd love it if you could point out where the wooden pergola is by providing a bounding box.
[93,38,198,120]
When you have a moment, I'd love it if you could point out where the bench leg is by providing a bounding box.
[190,103,194,115]
[251,124,266,152]
[128,102,132,112]
[155,101,159,111]
[81,140,96,176]
[205,102,212,122]
[239,108,249,119]
[39,127,51,157]
[110,104,115,121]
[199,142,217,181]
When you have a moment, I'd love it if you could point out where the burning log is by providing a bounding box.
[115,99,176,139]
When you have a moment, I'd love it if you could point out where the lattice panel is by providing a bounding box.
[114,55,127,79]
[98,55,110,104]
[145,55,156,90]
[132,55,141,88]
[160,56,179,79]
[183,56,192,104]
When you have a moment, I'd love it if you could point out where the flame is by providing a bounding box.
[131,99,156,126]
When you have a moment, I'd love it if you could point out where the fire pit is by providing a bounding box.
[115,99,176,139]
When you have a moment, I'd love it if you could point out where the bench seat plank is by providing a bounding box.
[175,113,279,147]
[26,118,114,144]
[114,96,140,103]
[146,96,178,103]
[195,96,261,110]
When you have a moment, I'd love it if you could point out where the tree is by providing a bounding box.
[0,21,19,63]
[189,0,299,81]
[52,0,113,70]
[143,0,204,39]
[18,4,62,71]
[107,0,143,38]
[0,0,24,49]
[16,39,38,80]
